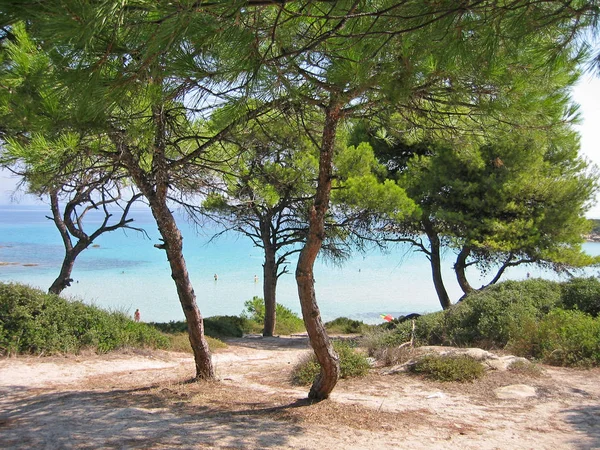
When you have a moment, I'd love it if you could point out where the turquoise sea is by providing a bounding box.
[1,204,599,324]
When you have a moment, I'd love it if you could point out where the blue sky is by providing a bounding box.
[2,75,600,215]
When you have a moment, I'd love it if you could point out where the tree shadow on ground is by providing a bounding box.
[563,405,600,450]
[0,386,312,449]
[224,334,311,351]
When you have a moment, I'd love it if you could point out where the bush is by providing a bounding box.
[149,317,250,339]
[507,308,600,367]
[291,340,371,385]
[561,277,600,317]
[324,317,370,334]
[204,315,249,338]
[363,312,446,356]
[365,279,562,353]
[410,355,485,382]
[148,321,188,334]
[362,328,410,356]
[242,296,305,335]
[443,279,562,347]
[0,282,169,355]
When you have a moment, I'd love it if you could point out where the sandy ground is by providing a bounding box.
[1,335,599,450]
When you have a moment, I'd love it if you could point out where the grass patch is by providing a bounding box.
[291,340,371,385]
[410,355,485,382]
[167,332,227,353]
[0,282,169,355]
[507,360,543,377]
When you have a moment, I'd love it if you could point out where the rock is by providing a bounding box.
[495,384,537,399]
[416,346,498,361]
[486,356,530,371]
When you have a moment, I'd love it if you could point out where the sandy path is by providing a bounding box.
[1,336,599,449]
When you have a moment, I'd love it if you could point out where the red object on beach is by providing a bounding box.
[381,314,393,322]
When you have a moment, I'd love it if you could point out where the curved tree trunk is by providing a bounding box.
[454,246,474,296]
[423,218,452,310]
[48,245,85,295]
[48,190,86,295]
[295,102,341,400]
[115,105,214,380]
[262,245,278,337]
[150,201,214,379]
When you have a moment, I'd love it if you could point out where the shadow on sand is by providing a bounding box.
[563,404,600,450]
[0,385,315,449]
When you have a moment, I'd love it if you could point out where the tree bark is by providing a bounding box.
[262,244,278,337]
[149,201,215,379]
[48,190,86,295]
[454,246,475,296]
[115,113,215,380]
[295,101,341,400]
[48,245,85,295]
[423,218,452,310]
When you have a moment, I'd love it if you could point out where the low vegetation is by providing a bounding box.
[324,317,371,334]
[365,278,600,368]
[0,282,169,355]
[166,333,227,353]
[242,296,305,335]
[291,340,371,385]
[409,355,485,382]
[5,277,599,371]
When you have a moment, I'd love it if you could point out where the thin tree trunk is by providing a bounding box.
[295,102,341,400]
[423,218,452,310]
[454,246,474,296]
[48,190,86,295]
[262,245,278,336]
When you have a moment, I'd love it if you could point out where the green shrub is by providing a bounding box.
[561,277,600,317]
[325,317,370,334]
[204,315,249,338]
[507,308,600,367]
[363,312,446,356]
[148,321,188,334]
[362,328,410,356]
[291,353,322,386]
[291,340,371,385]
[149,317,250,339]
[0,283,168,355]
[410,355,485,382]
[443,279,562,347]
[242,296,305,335]
[406,311,446,345]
